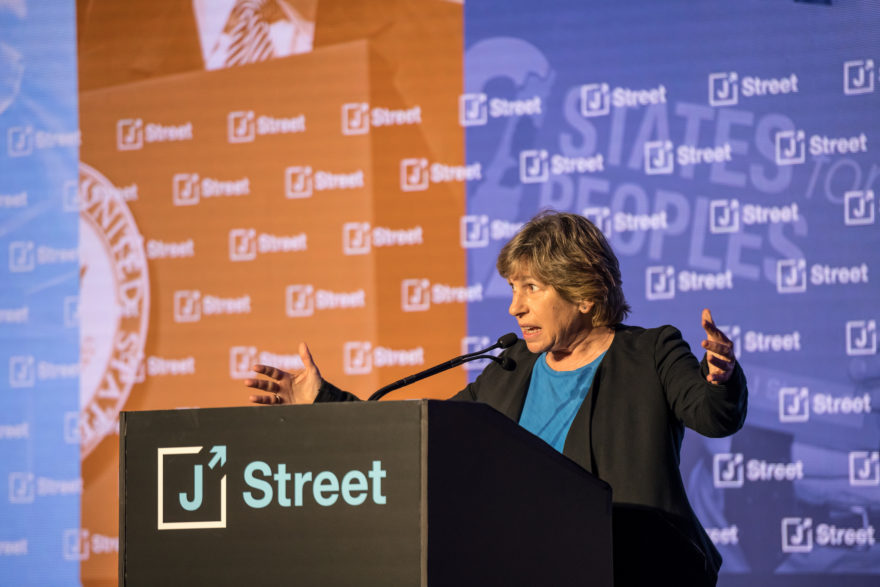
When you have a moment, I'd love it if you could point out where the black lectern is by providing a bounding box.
[120,400,613,586]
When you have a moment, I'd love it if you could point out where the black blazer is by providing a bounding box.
[317,324,748,580]
[452,324,748,578]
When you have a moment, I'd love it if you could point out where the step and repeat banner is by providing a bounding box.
[462,0,879,584]
[0,0,81,585]
[2,0,879,585]
[75,0,465,584]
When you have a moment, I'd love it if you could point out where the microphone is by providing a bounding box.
[368,333,518,401]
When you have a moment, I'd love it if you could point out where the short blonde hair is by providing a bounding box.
[496,211,631,327]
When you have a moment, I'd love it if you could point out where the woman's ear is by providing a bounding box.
[578,300,595,314]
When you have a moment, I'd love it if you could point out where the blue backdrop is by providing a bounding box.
[0,0,80,584]
[464,0,879,583]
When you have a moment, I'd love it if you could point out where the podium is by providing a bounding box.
[120,400,613,586]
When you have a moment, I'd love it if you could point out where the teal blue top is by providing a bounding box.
[517,351,606,453]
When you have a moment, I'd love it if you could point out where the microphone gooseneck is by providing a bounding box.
[368,333,518,401]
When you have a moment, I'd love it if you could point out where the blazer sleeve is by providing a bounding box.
[314,380,362,402]
[654,325,748,437]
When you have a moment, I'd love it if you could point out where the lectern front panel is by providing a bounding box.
[121,402,422,586]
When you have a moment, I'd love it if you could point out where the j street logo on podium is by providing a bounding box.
[400,158,482,192]
[459,93,542,126]
[846,319,877,356]
[775,130,868,165]
[713,453,804,489]
[845,190,876,226]
[342,342,424,375]
[6,126,79,157]
[709,200,799,234]
[579,82,667,117]
[229,346,303,379]
[158,445,227,530]
[341,103,422,135]
[779,385,872,425]
[645,265,734,301]
[776,259,869,294]
[341,222,424,255]
[401,279,483,312]
[285,166,365,199]
[172,173,250,206]
[116,118,193,151]
[519,149,604,184]
[173,290,251,323]
[228,228,307,261]
[849,451,880,486]
[781,517,876,553]
[284,284,366,318]
[643,141,732,175]
[843,59,876,95]
[459,215,523,249]
[708,71,799,107]
[227,111,306,143]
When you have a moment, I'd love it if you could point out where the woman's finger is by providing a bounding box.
[707,353,734,372]
[252,364,288,380]
[244,378,279,393]
[702,339,733,357]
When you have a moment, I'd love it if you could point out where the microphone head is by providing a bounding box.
[497,332,518,349]
[499,357,517,371]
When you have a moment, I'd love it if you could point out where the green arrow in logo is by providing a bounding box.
[209,445,226,469]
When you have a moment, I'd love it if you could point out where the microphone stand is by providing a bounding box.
[368,334,517,401]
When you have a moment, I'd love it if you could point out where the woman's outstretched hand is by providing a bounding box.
[700,308,736,385]
[245,342,322,405]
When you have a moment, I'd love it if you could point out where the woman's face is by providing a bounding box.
[507,268,593,355]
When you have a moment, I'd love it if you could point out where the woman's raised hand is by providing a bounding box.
[700,308,736,385]
[245,342,323,405]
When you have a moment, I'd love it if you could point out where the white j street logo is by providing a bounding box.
[519,150,548,183]
[845,190,875,226]
[779,387,809,423]
[844,59,875,95]
[459,93,488,126]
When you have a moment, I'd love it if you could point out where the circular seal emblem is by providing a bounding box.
[78,162,149,456]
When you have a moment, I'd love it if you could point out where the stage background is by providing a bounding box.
[1,0,878,585]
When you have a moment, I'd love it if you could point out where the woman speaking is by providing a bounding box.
[246,211,747,586]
